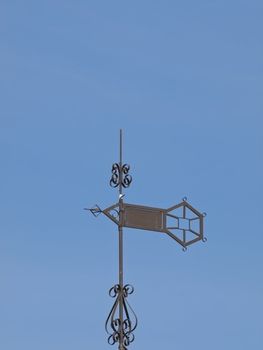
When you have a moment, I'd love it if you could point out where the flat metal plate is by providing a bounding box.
[123,203,165,232]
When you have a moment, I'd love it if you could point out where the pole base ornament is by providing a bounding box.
[105,284,137,349]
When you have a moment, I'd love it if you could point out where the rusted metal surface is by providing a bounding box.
[123,203,164,232]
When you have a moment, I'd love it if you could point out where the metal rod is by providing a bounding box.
[118,129,124,349]
[119,129,123,196]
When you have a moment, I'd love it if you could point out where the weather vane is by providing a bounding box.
[86,129,206,350]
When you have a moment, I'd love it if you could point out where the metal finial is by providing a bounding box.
[86,130,206,350]
[110,130,132,190]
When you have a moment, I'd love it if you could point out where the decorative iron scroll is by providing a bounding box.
[110,163,132,188]
[105,284,137,349]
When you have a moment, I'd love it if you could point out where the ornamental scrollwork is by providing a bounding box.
[105,284,137,349]
[110,163,132,189]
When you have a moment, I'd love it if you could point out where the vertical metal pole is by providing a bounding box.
[183,205,186,245]
[118,129,124,350]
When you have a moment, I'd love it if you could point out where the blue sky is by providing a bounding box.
[0,1,262,349]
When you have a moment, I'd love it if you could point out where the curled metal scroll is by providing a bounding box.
[110,163,132,189]
[105,284,137,349]
[108,208,120,221]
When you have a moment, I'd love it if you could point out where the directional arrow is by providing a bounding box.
[99,199,205,248]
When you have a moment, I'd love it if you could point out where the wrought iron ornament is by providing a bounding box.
[86,129,206,349]
[110,163,132,188]
[105,284,137,349]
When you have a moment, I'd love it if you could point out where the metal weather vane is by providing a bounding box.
[86,129,206,350]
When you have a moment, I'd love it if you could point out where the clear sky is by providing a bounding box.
[1,1,262,349]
